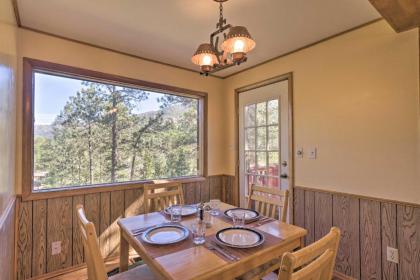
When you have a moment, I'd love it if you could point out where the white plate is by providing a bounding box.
[141,225,189,245]
[216,227,264,248]
[164,205,198,216]
[224,208,260,220]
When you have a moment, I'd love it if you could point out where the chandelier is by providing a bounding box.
[191,0,256,75]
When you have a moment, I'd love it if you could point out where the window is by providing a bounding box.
[244,99,280,189]
[23,58,206,196]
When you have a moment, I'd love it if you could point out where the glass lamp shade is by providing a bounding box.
[221,26,256,61]
[192,43,218,72]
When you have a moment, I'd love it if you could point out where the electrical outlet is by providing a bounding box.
[387,246,399,263]
[296,147,303,159]
[52,241,62,255]
[308,147,317,159]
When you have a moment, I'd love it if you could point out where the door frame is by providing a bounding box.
[234,72,294,222]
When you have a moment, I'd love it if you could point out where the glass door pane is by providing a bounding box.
[242,99,280,199]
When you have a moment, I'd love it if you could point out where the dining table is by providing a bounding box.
[117,202,307,280]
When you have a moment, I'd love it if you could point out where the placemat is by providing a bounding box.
[205,229,284,262]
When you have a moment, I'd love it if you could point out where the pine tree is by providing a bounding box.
[34,80,200,189]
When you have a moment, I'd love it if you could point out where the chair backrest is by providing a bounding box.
[143,182,185,213]
[278,227,341,280]
[75,204,108,280]
[247,184,289,222]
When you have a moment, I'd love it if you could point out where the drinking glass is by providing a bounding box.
[209,199,220,216]
[170,205,182,222]
[232,211,246,227]
[192,222,206,245]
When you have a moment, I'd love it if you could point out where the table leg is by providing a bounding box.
[119,229,129,272]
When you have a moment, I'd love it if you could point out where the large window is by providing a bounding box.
[24,59,206,195]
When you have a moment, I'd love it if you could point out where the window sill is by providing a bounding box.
[22,176,206,201]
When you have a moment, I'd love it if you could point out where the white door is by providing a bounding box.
[238,80,290,208]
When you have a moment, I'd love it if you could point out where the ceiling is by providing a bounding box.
[16,0,380,78]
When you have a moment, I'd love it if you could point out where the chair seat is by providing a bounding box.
[110,264,158,280]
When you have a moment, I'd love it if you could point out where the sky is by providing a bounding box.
[34,72,164,125]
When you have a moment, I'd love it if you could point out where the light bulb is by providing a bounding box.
[233,39,245,53]
[201,54,213,66]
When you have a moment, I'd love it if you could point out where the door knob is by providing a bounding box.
[280,173,288,179]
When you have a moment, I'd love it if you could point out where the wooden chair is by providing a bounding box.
[143,182,184,213]
[247,184,289,222]
[75,205,157,280]
[277,227,341,280]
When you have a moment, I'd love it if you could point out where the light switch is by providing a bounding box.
[308,147,317,159]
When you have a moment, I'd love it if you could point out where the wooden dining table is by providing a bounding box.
[118,202,307,280]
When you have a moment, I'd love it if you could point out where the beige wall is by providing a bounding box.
[223,20,420,204]
[15,29,225,194]
[0,0,17,214]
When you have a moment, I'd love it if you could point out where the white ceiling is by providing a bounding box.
[17,0,380,77]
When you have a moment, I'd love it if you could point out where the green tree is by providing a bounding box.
[34,80,200,189]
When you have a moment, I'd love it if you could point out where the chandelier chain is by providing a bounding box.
[218,2,225,31]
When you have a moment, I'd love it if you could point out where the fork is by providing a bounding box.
[247,216,270,225]
[211,241,241,260]
[251,217,275,227]
[206,243,239,261]
[257,218,275,226]
[131,226,153,236]
[131,223,169,235]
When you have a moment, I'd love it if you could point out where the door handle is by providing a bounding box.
[280,173,288,179]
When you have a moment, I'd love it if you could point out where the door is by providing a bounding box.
[238,79,290,208]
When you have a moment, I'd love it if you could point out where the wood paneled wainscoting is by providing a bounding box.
[294,186,420,280]
[15,175,234,279]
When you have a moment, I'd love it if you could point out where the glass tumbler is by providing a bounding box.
[192,222,206,245]
[170,205,182,222]
[232,211,246,227]
[209,199,220,216]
